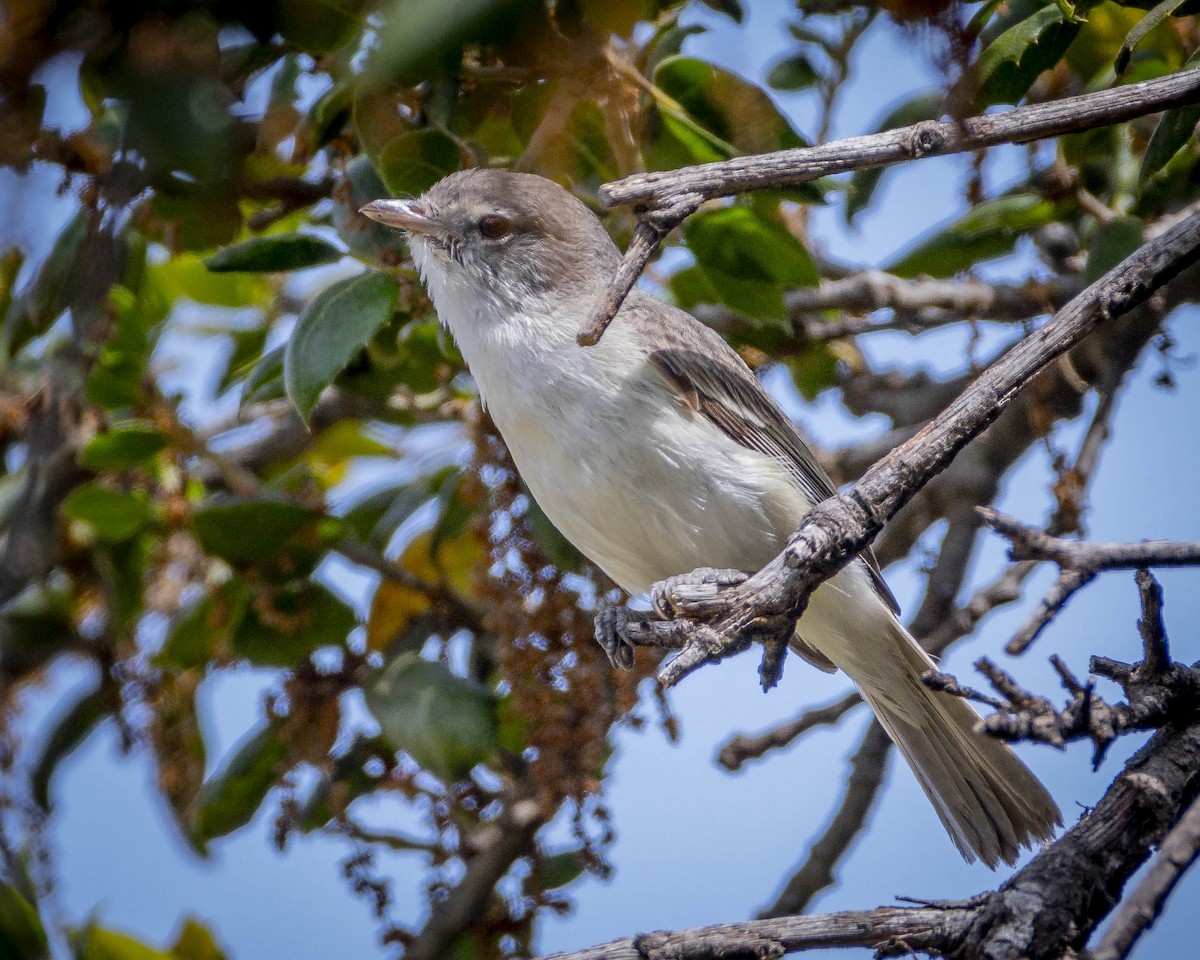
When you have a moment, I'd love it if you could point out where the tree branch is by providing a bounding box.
[539,700,1200,960]
[612,207,1200,691]
[579,69,1200,341]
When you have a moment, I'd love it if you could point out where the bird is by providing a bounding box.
[360,168,1062,867]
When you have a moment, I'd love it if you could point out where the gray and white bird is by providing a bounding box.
[361,168,1061,867]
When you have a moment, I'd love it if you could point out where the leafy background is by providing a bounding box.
[1,0,1199,958]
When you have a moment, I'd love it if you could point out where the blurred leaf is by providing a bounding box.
[284,271,399,421]
[233,581,355,667]
[170,919,226,960]
[342,480,430,547]
[0,882,50,960]
[62,484,152,542]
[240,344,286,407]
[524,496,584,573]
[204,234,344,273]
[698,0,744,22]
[1115,0,1186,74]
[216,324,269,396]
[684,206,818,322]
[4,212,86,355]
[30,681,111,809]
[79,422,169,471]
[845,91,944,225]
[71,926,173,960]
[371,0,527,85]
[1140,51,1200,185]
[278,0,366,53]
[650,56,807,170]
[295,735,390,831]
[540,848,588,891]
[190,497,345,570]
[87,286,159,410]
[150,191,243,252]
[377,129,461,198]
[970,5,1080,110]
[307,81,354,148]
[1084,217,1145,283]
[149,255,271,309]
[157,581,253,669]
[668,263,721,311]
[884,193,1058,277]
[788,344,841,401]
[148,671,208,843]
[364,652,498,781]
[192,722,289,844]
[367,580,436,654]
[766,54,819,91]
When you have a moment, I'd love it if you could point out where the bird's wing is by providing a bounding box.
[627,295,900,617]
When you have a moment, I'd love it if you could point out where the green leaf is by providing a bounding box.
[525,496,584,573]
[278,0,366,54]
[884,193,1058,277]
[203,234,343,273]
[284,271,399,421]
[86,286,159,410]
[970,5,1081,110]
[4,212,87,354]
[79,422,169,471]
[1140,53,1200,185]
[232,581,355,667]
[369,0,525,85]
[62,484,152,542]
[1116,0,1188,74]
[540,849,588,891]
[192,722,289,844]
[1084,217,1145,283]
[684,206,818,322]
[30,681,111,809]
[364,653,499,782]
[0,882,50,960]
[377,129,461,198]
[698,0,744,22]
[766,54,819,91]
[845,91,944,225]
[170,918,226,960]
[650,56,807,169]
[190,497,345,568]
[70,926,173,960]
[157,580,253,669]
[240,343,286,408]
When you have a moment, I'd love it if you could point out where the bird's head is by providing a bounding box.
[360,169,620,316]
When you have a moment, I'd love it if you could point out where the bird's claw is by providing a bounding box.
[594,607,638,670]
[650,567,749,620]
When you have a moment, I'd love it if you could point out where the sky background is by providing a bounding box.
[5,1,1200,957]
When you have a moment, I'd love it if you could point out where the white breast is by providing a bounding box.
[416,245,813,595]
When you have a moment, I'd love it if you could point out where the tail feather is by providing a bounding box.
[830,621,1061,867]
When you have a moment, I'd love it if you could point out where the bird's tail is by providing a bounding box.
[842,619,1062,866]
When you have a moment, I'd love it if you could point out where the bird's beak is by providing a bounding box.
[359,199,442,236]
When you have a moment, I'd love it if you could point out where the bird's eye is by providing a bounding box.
[478,214,511,240]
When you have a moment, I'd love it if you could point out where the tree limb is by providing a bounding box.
[579,69,1200,341]
[613,207,1200,691]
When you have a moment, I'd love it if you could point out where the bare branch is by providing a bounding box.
[604,70,1200,210]
[1089,793,1200,960]
[715,692,861,772]
[981,508,1200,571]
[540,706,1200,960]
[614,207,1200,691]
[578,70,1200,340]
[780,272,1081,342]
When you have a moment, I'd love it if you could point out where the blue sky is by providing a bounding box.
[6,1,1200,957]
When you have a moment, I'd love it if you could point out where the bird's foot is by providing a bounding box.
[650,567,749,620]
[594,607,647,670]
